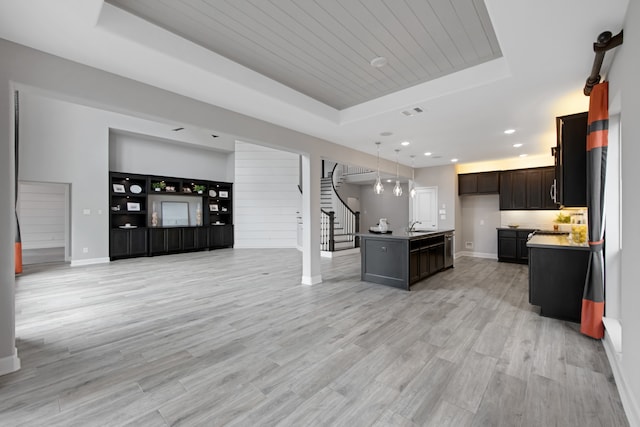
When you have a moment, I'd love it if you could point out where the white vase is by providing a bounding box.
[379,218,388,233]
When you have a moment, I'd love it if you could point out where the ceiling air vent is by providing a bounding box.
[211,134,219,138]
[172,127,184,131]
[401,107,424,116]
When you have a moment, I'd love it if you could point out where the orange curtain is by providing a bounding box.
[580,82,608,339]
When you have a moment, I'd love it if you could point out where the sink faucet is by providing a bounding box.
[408,220,421,232]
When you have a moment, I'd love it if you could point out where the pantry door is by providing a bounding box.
[412,187,438,230]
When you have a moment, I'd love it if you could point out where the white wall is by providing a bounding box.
[459,195,500,257]
[109,132,231,182]
[360,183,409,232]
[17,182,66,250]
[234,141,300,248]
[19,92,110,263]
[607,1,640,424]
[414,165,457,236]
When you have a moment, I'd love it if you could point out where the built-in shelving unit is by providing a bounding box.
[109,171,233,260]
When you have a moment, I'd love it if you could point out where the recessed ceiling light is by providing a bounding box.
[380,131,393,137]
[504,129,516,134]
[401,141,410,146]
[519,154,528,157]
[513,143,523,148]
[386,179,393,183]
[451,158,459,163]
[370,56,388,68]
[424,152,432,156]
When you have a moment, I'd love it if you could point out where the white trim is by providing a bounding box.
[603,331,639,427]
[455,251,497,260]
[0,348,20,376]
[321,248,360,258]
[70,257,110,267]
[301,274,322,285]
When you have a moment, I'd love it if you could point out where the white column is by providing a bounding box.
[0,87,20,376]
[301,153,322,285]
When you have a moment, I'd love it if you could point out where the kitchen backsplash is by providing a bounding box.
[501,208,587,230]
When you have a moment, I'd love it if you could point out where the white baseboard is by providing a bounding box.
[603,331,639,427]
[0,348,20,376]
[321,248,360,258]
[456,251,497,260]
[301,274,322,285]
[70,257,110,267]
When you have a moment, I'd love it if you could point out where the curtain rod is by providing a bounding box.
[584,30,623,96]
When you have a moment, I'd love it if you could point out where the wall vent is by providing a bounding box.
[465,241,474,249]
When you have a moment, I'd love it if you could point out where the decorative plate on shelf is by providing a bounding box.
[209,189,217,197]
[118,225,138,229]
[129,184,142,194]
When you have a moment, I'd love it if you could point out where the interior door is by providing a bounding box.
[412,187,438,230]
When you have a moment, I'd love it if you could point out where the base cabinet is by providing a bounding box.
[497,229,535,264]
[408,235,452,286]
[529,245,589,322]
[146,227,213,257]
[110,228,148,259]
[210,225,233,248]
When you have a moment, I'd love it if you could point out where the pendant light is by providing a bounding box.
[393,149,403,197]
[409,155,417,198]
[374,142,384,194]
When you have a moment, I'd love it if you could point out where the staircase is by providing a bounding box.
[318,163,371,255]
[320,177,356,252]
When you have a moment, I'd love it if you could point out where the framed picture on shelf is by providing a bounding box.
[112,184,125,193]
[127,202,141,211]
[219,190,228,198]
[209,204,219,212]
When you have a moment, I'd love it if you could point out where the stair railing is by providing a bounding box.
[320,209,335,251]
[330,163,360,249]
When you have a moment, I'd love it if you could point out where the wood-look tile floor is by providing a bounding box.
[2,249,628,426]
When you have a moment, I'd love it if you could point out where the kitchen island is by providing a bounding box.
[359,229,454,290]
[527,233,589,321]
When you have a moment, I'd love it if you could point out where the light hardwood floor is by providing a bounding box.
[2,249,628,426]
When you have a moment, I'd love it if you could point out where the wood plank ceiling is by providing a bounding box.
[107,0,502,110]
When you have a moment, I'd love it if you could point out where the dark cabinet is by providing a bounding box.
[555,112,588,207]
[182,228,197,251]
[542,167,557,209]
[110,228,148,260]
[497,229,534,264]
[109,171,234,259]
[529,245,590,321]
[526,169,543,209]
[500,167,557,211]
[210,225,234,248]
[408,235,451,285]
[149,227,211,255]
[500,170,526,210]
[166,228,182,252]
[458,171,499,195]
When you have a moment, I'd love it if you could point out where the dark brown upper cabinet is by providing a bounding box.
[555,112,588,207]
[458,171,499,195]
[500,167,558,211]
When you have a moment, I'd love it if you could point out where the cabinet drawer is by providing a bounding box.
[498,230,517,238]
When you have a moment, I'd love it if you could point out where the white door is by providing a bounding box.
[412,187,438,230]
